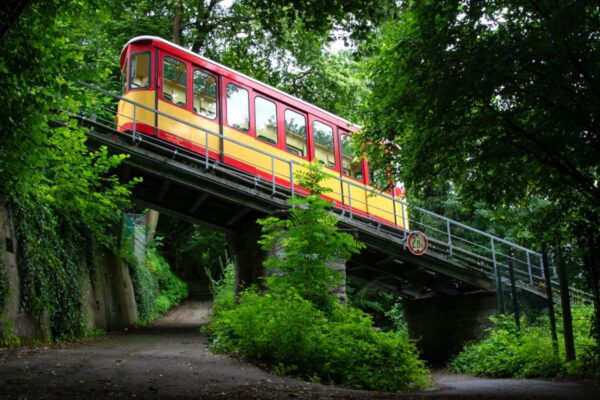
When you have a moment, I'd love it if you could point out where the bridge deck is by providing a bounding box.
[78,83,592,304]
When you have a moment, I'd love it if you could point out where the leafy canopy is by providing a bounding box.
[359,1,600,213]
[0,0,135,243]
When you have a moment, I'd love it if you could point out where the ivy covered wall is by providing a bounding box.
[0,200,189,345]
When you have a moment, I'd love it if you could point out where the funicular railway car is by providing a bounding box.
[117,36,407,229]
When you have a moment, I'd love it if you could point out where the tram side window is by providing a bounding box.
[285,110,306,157]
[255,97,277,145]
[313,121,335,168]
[129,53,150,89]
[226,83,249,132]
[163,56,187,106]
[340,134,362,180]
[193,70,217,119]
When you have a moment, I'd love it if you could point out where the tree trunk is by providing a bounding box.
[589,230,600,355]
[542,245,559,355]
[557,244,576,361]
[172,0,183,45]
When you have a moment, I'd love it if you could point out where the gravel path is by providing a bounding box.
[1,284,598,399]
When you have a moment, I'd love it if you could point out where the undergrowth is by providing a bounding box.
[129,240,188,323]
[13,197,89,340]
[208,263,428,391]
[206,166,429,391]
[450,307,599,380]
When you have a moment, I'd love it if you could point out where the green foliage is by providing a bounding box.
[1,1,133,221]
[83,328,107,339]
[209,289,428,391]
[145,244,189,314]
[129,242,188,323]
[347,278,404,330]
[13,196,90,340]
[129,256,160,323]
[258,164,365,311]
[208,261,236,321]
[209,166,427,391]
[450,307,600,380]
[451,315,561,378]
[0,318,21,348]
[156,216,228,281]
[360,1,600,210]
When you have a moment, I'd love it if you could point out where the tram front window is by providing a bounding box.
[129,53,150,89]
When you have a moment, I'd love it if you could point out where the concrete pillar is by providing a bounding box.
[85,250,138,331]
[227,221,266,299]
[403,291,497,364]
[328,259,347,302]
[227,220,347,301]
[145,209,160,243]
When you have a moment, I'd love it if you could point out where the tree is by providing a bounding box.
[258,164,364,311]
[0,0,133,238]
[89,0,382,118]
[360,1,599,209]
[358,0,600,352]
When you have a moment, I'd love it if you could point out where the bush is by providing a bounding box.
[208,261,236,320]
[129,256,160,322]
[145,247,188,308]
[450,307,599,380]
[208,166,429,391]
[129,243,188,323]
[209,288,429,391]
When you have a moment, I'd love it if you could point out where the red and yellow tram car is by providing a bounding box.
[117,36,407,229]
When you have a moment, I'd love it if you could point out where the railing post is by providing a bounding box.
[132,103,137,144]
[347,181,353,219]
[401,200,407,242]
[289,161,295,207]
[508,260,521,331]
[446,219,453,257]
[492,238,505,314]
[541,252,546,280]
[392,189,398,227]
[526,251,533,283]
[204,130,209,170]
[271,157,276,195]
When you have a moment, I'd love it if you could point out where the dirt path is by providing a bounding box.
[1,285,599,399]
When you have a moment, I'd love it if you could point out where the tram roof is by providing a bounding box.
[121,35,361,131]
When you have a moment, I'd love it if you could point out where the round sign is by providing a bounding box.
[407,231,428,256]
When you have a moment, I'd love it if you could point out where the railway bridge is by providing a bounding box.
[79,83,588,362]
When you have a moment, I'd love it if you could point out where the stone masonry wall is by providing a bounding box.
[0,200,138,342]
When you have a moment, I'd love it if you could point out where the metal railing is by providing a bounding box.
[77,82,592,305]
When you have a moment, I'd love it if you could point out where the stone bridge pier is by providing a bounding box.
[403,291,497,364]
[227,220,347,301]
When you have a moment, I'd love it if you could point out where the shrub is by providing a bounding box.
[208,166,429,391]
[129,257,159,322]
[450,308,599,380]
[129,243,188,323]
[209,288,429,391]
[145,246,188,308]
[208,261,235,319]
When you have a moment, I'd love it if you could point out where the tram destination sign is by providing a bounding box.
[407,231,428,256]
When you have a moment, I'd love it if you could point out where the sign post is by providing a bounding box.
[407,231,428,256]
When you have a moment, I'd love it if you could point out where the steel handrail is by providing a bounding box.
[77,82,592,304]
